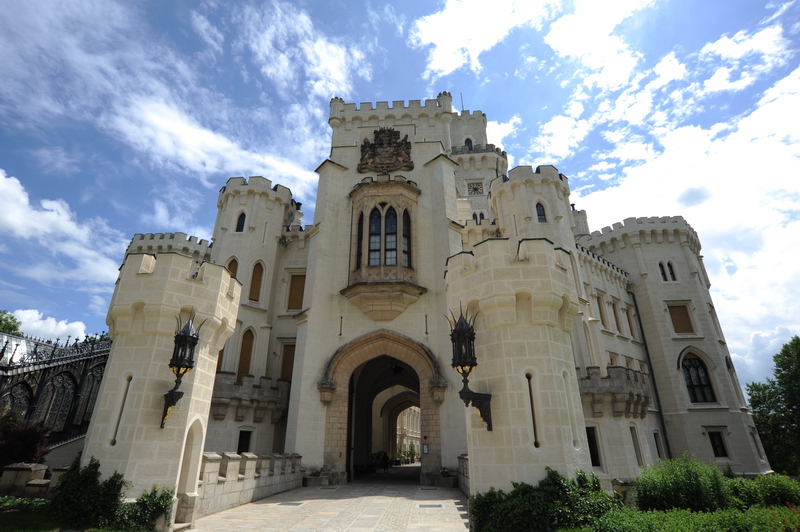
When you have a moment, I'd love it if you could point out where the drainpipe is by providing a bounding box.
[628,289,673,460]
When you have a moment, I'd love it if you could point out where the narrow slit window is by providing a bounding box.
[237,330,254,383]
[355,212,364,269]
[526,373,541,448]
[659,262,668,281]
[630,426,643,466]
[668,262,677,281]
[586,427,601,467]
[236,213,246,232]
[402,210,411,268]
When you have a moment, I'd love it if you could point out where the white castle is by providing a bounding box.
[83,92,769,525]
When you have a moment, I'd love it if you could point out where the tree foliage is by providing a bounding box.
[746,336,800,475]
[0,309,23,336]
[0,411,49,468]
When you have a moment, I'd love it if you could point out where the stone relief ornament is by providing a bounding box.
[357,127,414,174]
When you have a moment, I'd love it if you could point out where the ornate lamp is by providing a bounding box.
[449,308,492,431]
[161,312,203,428]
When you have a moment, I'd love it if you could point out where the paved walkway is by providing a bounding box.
[189,465,469,531]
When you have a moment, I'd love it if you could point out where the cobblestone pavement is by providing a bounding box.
[189,466,469,531]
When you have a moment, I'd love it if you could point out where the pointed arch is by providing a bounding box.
[235,212,246,232]
[237,329,255,383]
[385,208,397,265]
[368,208,381,266]
[226,258,239,279]
[536,202,547,223]
[249,262,264,302]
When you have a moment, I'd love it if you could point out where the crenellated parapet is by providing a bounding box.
[583,216,702,257]
[127,232,211,262]
[217,176,295,213]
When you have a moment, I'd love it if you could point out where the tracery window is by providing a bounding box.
[1,383,31,416]
[682,355,716,403]
[369,209,381,266]
[385,208,397,265]
[536,203,547,223]
[33,373,76,432]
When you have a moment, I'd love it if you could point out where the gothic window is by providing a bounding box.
[236,213,246,233]
[2,383,31,416]
[356,212,364,269]
[465,138,473,151]
[227,258,238,279]
[237,329,254,383]
[586,426,602,467]
[369,209,381,266]
[35,373,76,432]
[81,364,104,422]
[402,210,411,268]
[249,263,264,302]
[536,203,547,223]
[659,262,668,281]
[472,213,478,222]
[668,262,677,281]
[683,355,716,403]
[385,208,397,265]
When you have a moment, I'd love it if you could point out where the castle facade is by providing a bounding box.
[120,92,769,495]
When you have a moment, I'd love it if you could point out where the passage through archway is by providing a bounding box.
[318,329,447,484]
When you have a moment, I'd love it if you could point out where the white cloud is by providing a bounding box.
[191,11,224,54]
[409,0,561,79]
[544,0,654,90]
[530,114,593,161]
[235,2,370,100]
[13,309,86,342]
[704,67,756,93]
[0,169,126,287]
[576,64,800,385]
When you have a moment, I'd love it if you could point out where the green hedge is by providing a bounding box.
[592,505,800,532]
[469,468,617,531]
[635,453,731,512]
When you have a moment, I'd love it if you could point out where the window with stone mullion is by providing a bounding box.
[385,208,397,266]
[369,209,381,266]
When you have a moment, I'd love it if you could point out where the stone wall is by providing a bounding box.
[186,452,304,521]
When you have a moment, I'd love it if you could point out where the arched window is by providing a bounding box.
[227,258,238,279]
[235,213,246,233]
[668,262,677,281]
[682,355,716,403]
[659,262,668,281]
[472,213,478,222]
[237,330,254,383]
[536,203,547,223]
[385,208,397,265]
[34,373,76,432]
[369,209,381,266]
[402,210,411,268]
[479,212,485,222]
[249,263,264,302]
[465,138,473,151]
[356,212,364,269]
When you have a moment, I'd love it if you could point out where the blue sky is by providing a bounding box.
[1,0,799,390]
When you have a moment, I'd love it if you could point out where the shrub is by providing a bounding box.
[0,412,49,468]
[754,473,800,507]
[116,485,175,532]
[592,505,800,532]
[725,477,761,510]
[0,495,49,513]
[469,468,616,531]
[49,453,128,529]
[635,453,731,512]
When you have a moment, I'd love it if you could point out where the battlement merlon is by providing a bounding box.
[328,93,483,124]
[217,176,296,207]
[127,232,212,262]
[583,215,702,255]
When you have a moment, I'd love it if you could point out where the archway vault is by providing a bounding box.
[316,329,448,483]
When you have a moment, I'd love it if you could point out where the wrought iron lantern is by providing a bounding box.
[449,308,492,431]
[161,312,203,428]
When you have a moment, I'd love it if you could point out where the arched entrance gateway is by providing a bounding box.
[317,330,448,484]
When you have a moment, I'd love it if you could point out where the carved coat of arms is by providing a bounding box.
[357,127,414,173]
